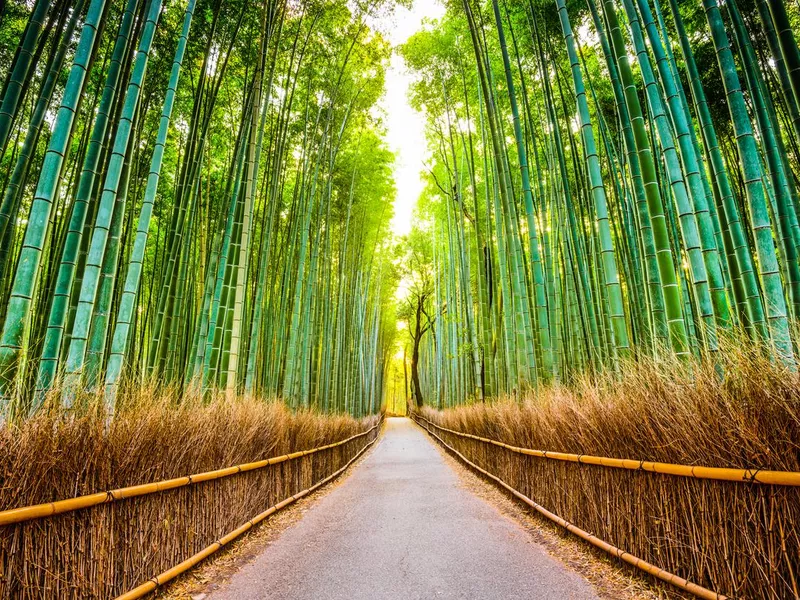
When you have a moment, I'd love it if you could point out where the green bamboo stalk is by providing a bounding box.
[33,0,140,399]
[635,0,730,331]
[0,0,51,158]
[0,0,83,278]
[726,0,800,321]
[104,0,196,401]
[703,0,794,365]
[61,0,164,400]
[491,0,552,380]
[621,0,718,352]
[667,0,764,336]
[0,0,109,412]
[556,0,631,361]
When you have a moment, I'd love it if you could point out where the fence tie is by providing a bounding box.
[577,454,584,465]
[638,459,645,471]
[745,468,762,484]
[106,491,116,502]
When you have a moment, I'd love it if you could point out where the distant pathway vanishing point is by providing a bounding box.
[207,417,599,600]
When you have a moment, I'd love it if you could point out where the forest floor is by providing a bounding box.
[164,417,671,600]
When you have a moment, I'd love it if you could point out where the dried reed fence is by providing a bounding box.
[0,392,380,599]
[415,350,800,600]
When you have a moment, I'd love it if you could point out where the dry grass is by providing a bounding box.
[421,342,800,599]
[0,386,379,599]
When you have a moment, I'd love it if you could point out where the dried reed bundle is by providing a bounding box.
[0,386,378,599]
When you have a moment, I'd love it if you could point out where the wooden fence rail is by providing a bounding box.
[413,414,800,486]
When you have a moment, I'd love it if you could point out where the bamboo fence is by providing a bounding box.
[0,421,381,599]
[414,413,800,599]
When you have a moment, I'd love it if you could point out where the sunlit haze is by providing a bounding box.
[375,1,445,237]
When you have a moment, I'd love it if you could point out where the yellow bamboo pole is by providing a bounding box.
[414,414,800,486]
[0,422,381,526]
[413,415,727,600]
[115,426,380,600]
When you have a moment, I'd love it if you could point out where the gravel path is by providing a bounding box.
[207,417,599,600]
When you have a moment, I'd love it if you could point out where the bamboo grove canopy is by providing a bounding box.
[0,0,403,419]
[398,0,800,408]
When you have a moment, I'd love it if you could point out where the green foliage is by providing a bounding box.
[401,0,800,408]
[0,0,400,420]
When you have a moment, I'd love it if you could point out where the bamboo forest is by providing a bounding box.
[0,0,799,599]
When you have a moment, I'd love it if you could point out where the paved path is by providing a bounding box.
[208,417,598,600]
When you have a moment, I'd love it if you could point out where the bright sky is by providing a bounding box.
[375,1,446,237]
